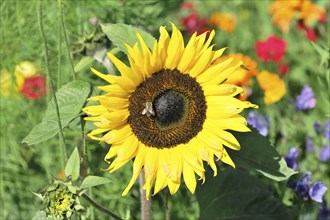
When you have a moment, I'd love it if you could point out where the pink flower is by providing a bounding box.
[20,75,46,100]
[255,35,287,62]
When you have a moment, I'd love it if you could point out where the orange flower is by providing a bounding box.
[256,70,286,105]
[268,0,301,32]
[268,0,325,32]
[210,12,236,32]
[213,53,258,101]
[214,53,258,86]
[299,1,325,25]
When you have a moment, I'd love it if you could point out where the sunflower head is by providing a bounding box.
[83,23,257,198]
[37,179,86,219]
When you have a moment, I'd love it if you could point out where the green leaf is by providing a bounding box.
[310,42,329,67]
[22,80,91,145]
[74,56,94,73]
[196,168,297,220]
[65,147,80,181]
[227,127,297,181]
[101,23,155,54]
[80,175,112,189]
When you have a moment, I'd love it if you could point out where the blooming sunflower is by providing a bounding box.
[83,23,257,198]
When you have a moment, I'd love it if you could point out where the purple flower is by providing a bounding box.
[295,172,313,197]
[295,85,316,110]
[318,201,330,220]
[309,182,328,203]
[324,119,330,141]
[305,136,316,152]
[246,111,270,136]
[319,146,330,162]
[285,147,299,170]
[314,121,323,133]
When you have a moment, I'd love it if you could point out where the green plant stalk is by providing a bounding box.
[57,4,62,90]
[38,0,68,167]
[81,193,122,220]
[58,0,76,80]
[139,172,151,220]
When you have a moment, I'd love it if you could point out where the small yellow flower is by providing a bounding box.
[210,12,237,32]
[0,69,25,96]
[256,70,286,105]
[0,70,12,96]
[14,61,37,78]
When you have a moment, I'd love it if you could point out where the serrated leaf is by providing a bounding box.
[80,175,112,189]
[65,147,80,181]
[196,168,297,220]
[22,80,91,145]
[101,23,155,54]
[227,127,297,181]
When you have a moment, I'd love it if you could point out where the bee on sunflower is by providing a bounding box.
[83,23,258,198]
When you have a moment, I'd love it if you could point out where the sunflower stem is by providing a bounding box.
[165,191,170,220]
[58,0,76,80]
[38,0,68,167]
[139,172,152,220]
[81,193,122,220]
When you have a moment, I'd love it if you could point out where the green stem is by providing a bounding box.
[81,193,122,220]
[139,172,152,220]
[58,0,76,80]
[57,1,62,90]
[38,0,68,166]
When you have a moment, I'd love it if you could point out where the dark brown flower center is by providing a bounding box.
[128,69,206,148]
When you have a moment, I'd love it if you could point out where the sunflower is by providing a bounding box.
[83,23,257,198]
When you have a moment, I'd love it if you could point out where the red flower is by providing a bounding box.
[181,2,194,10]
[255,35,287,62]
[180,12,209,36]
[20,75,46,99]
[278,62,289,75]
[297,20,318,42]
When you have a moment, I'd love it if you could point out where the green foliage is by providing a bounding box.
[196,168,297,220]
[80,176,112,190]
[101,23,156,54]
[228,127,297,181]
[22,80,91,145]
[1,0,329,219]
[65,147,80,181]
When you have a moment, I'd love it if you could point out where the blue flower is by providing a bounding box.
[285,147,299,170]
[305,136,316,152]
[319,146,330,162]
[246,111,270,136]
[309,182,328,203]
[324,119,330,141]
[314,121,322,133]
[295,85,316,110]
[295,172,313,197]
[318,201,330,220]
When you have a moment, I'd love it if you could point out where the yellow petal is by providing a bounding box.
[183,162,197,193]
